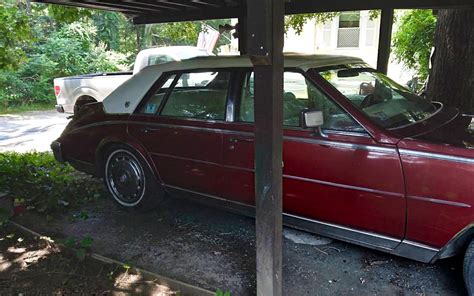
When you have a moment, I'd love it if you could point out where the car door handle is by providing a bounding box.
[140,127,160,133]
[228,137,254,143]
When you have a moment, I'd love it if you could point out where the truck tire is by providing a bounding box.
[74,96,97,113]
[464,238,474,295]
[103,144,164,212]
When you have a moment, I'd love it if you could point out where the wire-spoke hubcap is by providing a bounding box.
[105,150,145,206]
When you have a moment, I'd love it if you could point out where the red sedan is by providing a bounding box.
[51,55,474,291]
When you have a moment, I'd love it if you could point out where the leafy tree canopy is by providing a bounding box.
[392,10,436,80]
[0,1,33,69]
[285,10,380,34]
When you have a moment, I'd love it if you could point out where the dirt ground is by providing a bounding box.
[0,224,175,295]
[13,194,467,296]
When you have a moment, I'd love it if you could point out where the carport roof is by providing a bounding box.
[35,0,474,24]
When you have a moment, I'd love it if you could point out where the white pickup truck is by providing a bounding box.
[53,46,208,113]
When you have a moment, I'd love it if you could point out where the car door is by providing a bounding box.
[128,70,232,197]
[220,70,406,244]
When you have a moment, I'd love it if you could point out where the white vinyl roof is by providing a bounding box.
[103,54,364,114]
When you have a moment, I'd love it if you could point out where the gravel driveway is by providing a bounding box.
[15,196,467,296]
[0,110,69,153]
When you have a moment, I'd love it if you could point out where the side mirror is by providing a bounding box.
[301,110,324,128]
[301,110,328,138]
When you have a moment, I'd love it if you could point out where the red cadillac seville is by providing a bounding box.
[51,55,474,291]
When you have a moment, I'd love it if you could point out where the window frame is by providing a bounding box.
[233,67,370,136]
[134,68,240,123]
[337,11,361,49]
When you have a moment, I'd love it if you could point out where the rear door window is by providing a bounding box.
[160,71,231,120]
[138,74,176,114]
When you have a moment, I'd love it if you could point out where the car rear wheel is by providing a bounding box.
[104,145,164,211]
[464,238,474,295]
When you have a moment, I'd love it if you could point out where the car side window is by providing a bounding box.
[238,71,364,132]
[160,71,230,120]
[138,74,177,115]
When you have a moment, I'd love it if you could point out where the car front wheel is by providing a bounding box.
[465,238,474,295]
[104,145,164,211]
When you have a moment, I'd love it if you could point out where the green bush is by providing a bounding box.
[393,10,436,81]
[0,152,105,216]
[0,22,127,109]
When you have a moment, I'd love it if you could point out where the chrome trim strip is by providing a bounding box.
[322,129,371,138]
[399,148,474,164]
[75,122,385,155]
[402,240,439,252]
[284,174,404,198]
[164,184,441,263]
[70,120,129,133]
[285,136,397,153]
[129,121,224,134]
[153,152,402,198]
[284,213,401,244]
[130,121,392,154]
[408,195,471,208]
[394,240,439,263]
[149,152,220,166]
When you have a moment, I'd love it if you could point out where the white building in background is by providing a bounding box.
[223,10,414,85]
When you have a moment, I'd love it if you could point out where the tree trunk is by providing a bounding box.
[427,9,474,112]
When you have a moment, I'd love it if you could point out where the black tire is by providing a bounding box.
[103,144,164,212]
[464,239,474,295]
[74,96,96,113]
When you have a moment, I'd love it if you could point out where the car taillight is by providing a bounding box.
[54,85,60,97]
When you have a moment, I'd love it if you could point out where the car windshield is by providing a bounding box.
[317,65,439,129]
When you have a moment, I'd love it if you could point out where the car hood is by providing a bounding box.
[395,106,474,149]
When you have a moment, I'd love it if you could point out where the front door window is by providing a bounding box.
[238,71,364,132]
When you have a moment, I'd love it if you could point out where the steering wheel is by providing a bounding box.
[360,93,376,109]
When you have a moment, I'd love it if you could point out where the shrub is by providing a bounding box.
[0,152,105,216]
[0,22,127,109]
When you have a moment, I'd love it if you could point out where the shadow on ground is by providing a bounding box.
[14,195,467,296]
[0,224,175,295]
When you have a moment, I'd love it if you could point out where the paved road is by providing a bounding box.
[0,110,69,153]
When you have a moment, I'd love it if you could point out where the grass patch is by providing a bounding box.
[0,151,105,217]
[0,103,54,115]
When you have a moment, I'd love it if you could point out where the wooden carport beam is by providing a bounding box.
[246,0,284,295]
[377,8,394,74]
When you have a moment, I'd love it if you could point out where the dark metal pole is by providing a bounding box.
[377,8,394,74]
[246,0,284,295]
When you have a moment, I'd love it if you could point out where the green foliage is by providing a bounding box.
[0,208,11,226]
[0,2,231,111]
[151,22,200,46]
[216,289,231,296]
[147,19,232,54]
[58,235,94,261]
[47,4,92,24]
[0,1,33,69]
[285,10,380,34]
[285,12,340,34]
[0,152,105,215]
[0,22,127,108]
[392,10,436,80]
